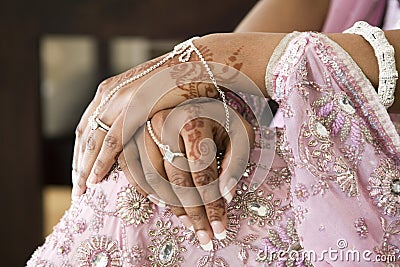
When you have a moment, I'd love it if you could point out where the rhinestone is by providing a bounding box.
[339,96,355,114]
[159,242,174,264]
[91,251,109,267]
[314,121,329,138]
[163,149,175,163]
[391,179,400,195]
[248,202,268,217]
[238,247,248,263]
[132,202,140,209]
[89,116,98,130]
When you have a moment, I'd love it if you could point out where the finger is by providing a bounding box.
[85,81,140,185]
[147,110,202,233]
[140,125,190,222]
[72,126,92,199]
[72,82,106,179]
[118,146,148,198]
[219,111,254,203]
[150,111,215,250]
[136,125,184,207]
[180,119,227,247]
[86,110,123,186]
[120,142,187,221]
[73,127,106,197]
[164,159,216,248]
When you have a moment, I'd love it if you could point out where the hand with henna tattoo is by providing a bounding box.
[127,100,255,251]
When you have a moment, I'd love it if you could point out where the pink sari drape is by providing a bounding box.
[28,31,400,266]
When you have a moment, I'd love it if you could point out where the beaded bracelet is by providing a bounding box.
[344,21,398,109]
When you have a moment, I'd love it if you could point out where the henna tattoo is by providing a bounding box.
[93,160,105,176]
[205,200,226,222]
[185,210,204,224]
[169,44,245,100]
[183,119,205,132]
[104,135,118,150]
[87,135,96,151]
[226,46,244,70]
[187,129,204,160]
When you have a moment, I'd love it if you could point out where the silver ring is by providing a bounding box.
[88,115,111,132]
[161,144,186,163]
[146,120,185,163]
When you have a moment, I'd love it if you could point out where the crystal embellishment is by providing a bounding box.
[232,183,286,227]
[163,146,176,163]
[391,179,400,195]
[159,242,174,264]
[338,95,355,114]
[91,252,109,267]
[368,159,400,216]
[314,121,329,138]
[147,220,186,267]
[76,236,122,267]
[248,202,267,217]
[354,217,368,239]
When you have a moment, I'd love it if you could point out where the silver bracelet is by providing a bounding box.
[344,21,398,109]
[88,37,230,133]
[146,38,231,163]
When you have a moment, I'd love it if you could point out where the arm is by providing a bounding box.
[73,29,400,197]
[196,30,400,112]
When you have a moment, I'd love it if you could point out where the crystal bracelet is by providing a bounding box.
[344,21,398,109]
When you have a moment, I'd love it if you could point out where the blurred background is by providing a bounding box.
[0,0,258,265]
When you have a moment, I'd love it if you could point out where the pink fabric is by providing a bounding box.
[27,32,400,266]
[383,0,400,30]
[267,31,400,266]
[322,0,386,32]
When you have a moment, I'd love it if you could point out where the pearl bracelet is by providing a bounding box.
[344,21,398,109]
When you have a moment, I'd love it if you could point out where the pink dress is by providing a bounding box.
[322,0,387,33]
[27,30,400,266]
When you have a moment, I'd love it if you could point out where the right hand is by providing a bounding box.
[71,35,260,203]
[71,50,222,198]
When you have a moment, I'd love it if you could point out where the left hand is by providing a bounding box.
[123,100,254,250]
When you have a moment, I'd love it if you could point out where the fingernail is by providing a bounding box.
[196,230,213,251]
[147,194,166,208]
[71,188,80,201]
[179,215,194,231]
[86,175,96,188]
[86,180,95,188]
[222,187,233,203]
[223,178,237,203]
[71,194,79,202]
[211,221,227,240]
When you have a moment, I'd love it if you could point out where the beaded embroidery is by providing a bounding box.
[147,219,186,267]
[374,218,400,263]
[115,184,154,226]
[368,159,400,217]
[230,183,288,227]
[76,235,122,267]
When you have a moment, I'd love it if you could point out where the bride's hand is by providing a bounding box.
[71,33,275,205]
[70,47,218,198]
[126,100,254,250]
